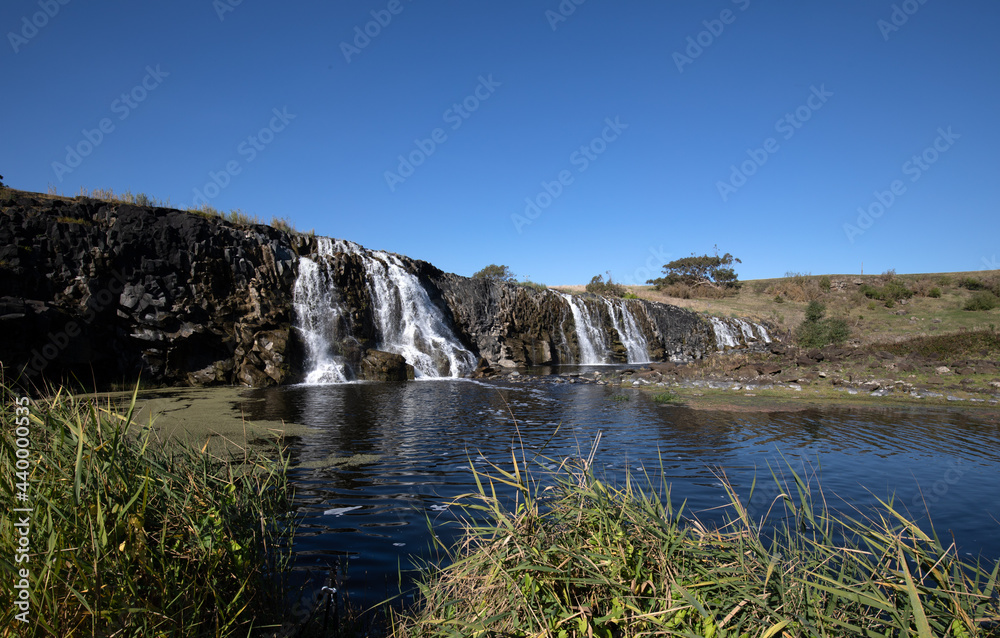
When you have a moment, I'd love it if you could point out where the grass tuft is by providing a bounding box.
[394,443,1000,637]
[0,383,295,636]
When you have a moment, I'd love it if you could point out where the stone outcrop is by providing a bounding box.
[360,349,415,382]
[1,193,306,388]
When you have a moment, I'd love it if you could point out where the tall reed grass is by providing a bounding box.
[394,440,1000,637]
[0,384,295,637]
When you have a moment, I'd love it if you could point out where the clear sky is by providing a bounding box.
[3,1,998,285]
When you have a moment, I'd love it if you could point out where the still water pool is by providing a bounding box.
[243,374,1000,608]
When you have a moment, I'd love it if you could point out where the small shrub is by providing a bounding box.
[797,302,851,348]
[662,283,693,299]
[586,271,626,297]
[819,275,831,292]
[964,291,999,311]
[860,280,913,306]
[928,287,942,298]
[879,268,896,283]
[623,292,638,299]
[773,295,784,304]
[958,276,986,291]
[752,282,768,294]
[937,275,952,286]
[825,318,850,345]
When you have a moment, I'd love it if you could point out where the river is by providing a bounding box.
[241,371,1000,610]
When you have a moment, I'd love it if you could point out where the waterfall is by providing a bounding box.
[293,238,352,384]
[358,250,477,378]
[601,298,650,363]
[561,293,609,364]
[709,316,772,351]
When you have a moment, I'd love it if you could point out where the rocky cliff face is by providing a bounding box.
[423,269,715,368]
[1,194,767,389]
[1,193,305,388]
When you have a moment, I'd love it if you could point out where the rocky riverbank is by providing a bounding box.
[492,336,1000,412]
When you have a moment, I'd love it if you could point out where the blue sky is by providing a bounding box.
[3,1,998,285]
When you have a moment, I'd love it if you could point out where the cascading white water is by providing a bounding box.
[601,298,650,363]
[709,316,772,350]
[709,316,740,350]
[561,293,609,364]
[293,238,351,384]
[358,250,476,378]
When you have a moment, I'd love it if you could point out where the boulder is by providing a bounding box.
[360,350,415,382]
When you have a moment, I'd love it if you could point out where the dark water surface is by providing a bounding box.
[243,376,1000,608]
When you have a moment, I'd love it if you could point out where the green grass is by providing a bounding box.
[0,384,295,636]
[651,391,683,405]
[394,443,1000,637]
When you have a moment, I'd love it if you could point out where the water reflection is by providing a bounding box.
[242,379,1000,608]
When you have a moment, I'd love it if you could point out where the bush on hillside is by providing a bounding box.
[964,291,999,311]
[797,301,850,348]
[860,279,913,306]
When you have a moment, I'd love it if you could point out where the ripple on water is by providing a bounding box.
[241,379,1000,608]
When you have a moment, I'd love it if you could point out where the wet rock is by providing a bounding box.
[360,350,415,382]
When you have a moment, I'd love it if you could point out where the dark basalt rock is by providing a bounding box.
[1,196,306,389]
[360,349,415,382]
